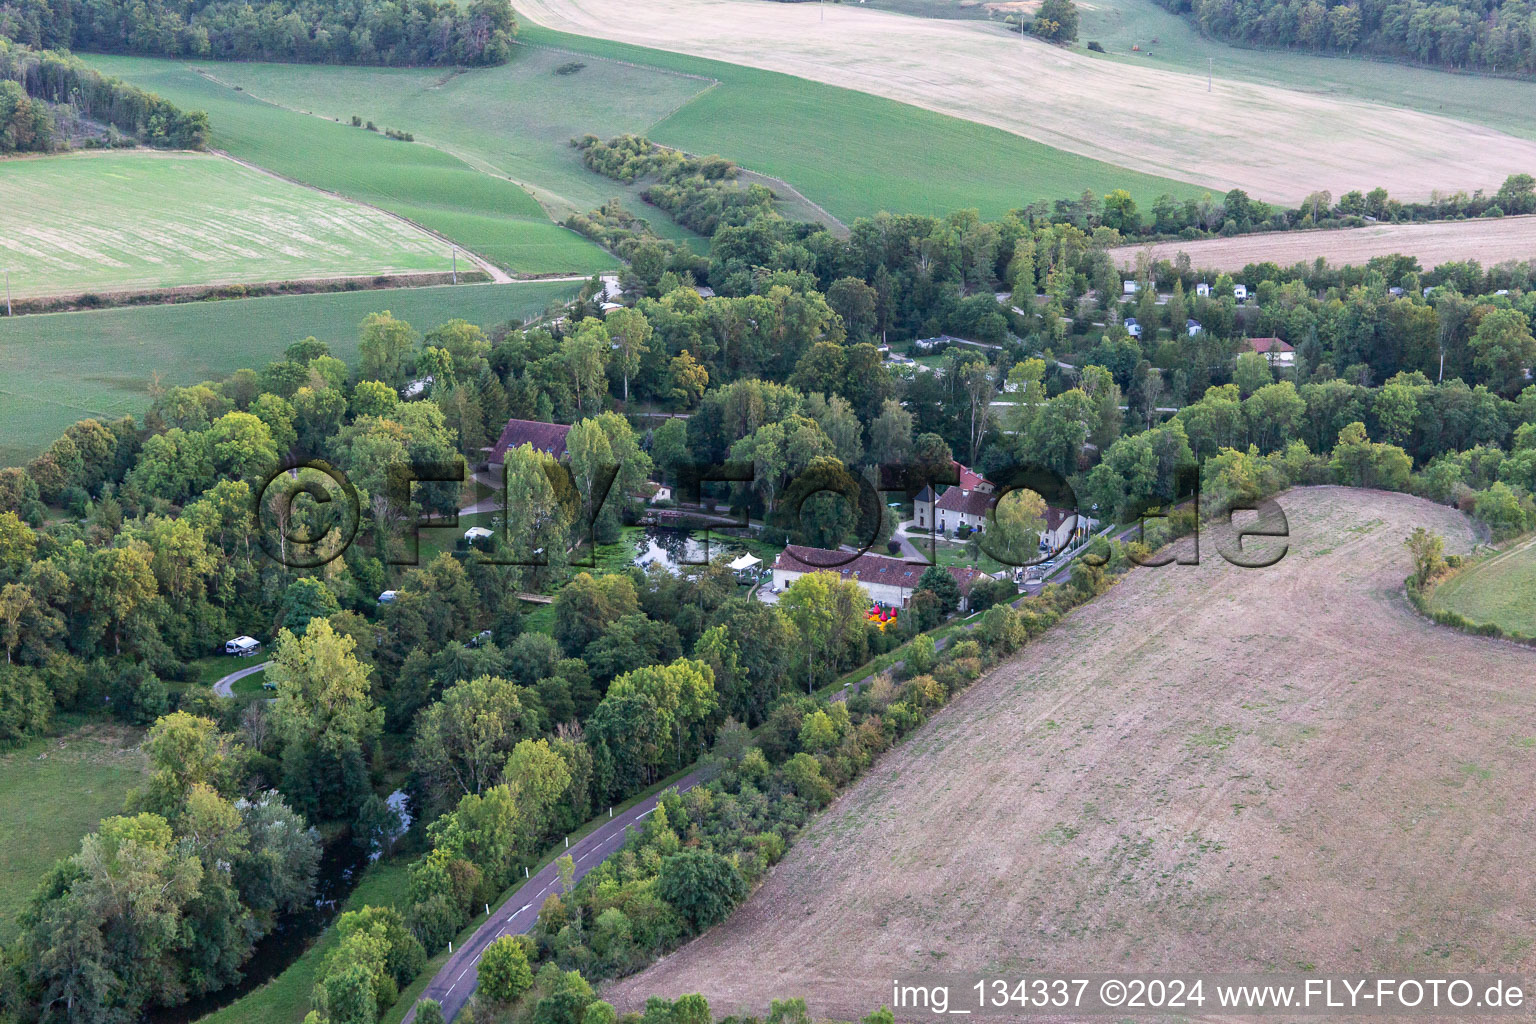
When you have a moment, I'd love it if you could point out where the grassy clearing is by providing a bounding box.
[81,55,615,276]
[0,722,147,943]
[522,25,1205,221]
[0,151,454,300]
[0,280,581,466]
[1429,535,1536,638]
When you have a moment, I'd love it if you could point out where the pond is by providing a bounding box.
[633,526,749,573]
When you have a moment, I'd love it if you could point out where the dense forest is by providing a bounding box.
[5,182,1536,1022]
[0,39,208,150]
[1158,0,1536,76]
[0,0,516,66]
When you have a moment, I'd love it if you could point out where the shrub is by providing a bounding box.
[656,848,747,932]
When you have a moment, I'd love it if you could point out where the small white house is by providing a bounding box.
[464,526,494,543]
[378,590,399,604]
[1123,280,1140,295]
[1233,284,1249,301]
[224,636,262,657]
[1186,318,1202,336]
[1248,337,1296,367]
[1125,317,1142,338]
[1195,282,1211,297]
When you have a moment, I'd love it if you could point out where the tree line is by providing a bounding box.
[0,39,209,149]
[0,0,516,66]
[1157,0,1536,77]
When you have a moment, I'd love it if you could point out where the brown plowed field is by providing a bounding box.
[607,487,1536,1020]
[1109,216,1536,272]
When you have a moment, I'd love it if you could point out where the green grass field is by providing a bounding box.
[0,151,457,300]
[89,32,1205,237]
[1429,535,1536,638]
[160,47,724,234]
[0,722,147,943]
[1076,0,1536,143]
[0,280,581,465]
[82,56,616,276]
[521,26,1208,221]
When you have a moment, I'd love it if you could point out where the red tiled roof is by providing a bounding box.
[936,487,994,517]
[773,545,926,590]
[1247,337,1294,354]
[953,460,989,492]
[945,565,991,595]
[491,419,571,462]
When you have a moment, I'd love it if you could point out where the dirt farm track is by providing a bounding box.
[1110,215,1536,272]
[606,488,1536,1020]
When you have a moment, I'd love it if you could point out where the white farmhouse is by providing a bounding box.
[771,546,927,607]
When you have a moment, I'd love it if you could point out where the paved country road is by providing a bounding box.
[212,660,270,697]
[403,771,705,1023]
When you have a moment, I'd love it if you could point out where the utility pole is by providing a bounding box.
[451,248,458,284]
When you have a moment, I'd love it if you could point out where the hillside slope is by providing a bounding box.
[608,487,1536,1018]
[517,0,1536,202]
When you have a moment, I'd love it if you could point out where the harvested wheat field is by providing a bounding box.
[608,487,1536,1020]
[1109,216,1536,272]
[519,0,1536,202]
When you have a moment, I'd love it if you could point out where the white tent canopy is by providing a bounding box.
[728,554,762,572]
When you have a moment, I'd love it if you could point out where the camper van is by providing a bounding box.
[224,636,262,657]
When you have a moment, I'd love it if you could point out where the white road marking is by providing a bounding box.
[638,807,655,817]
[458,967,469,980]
